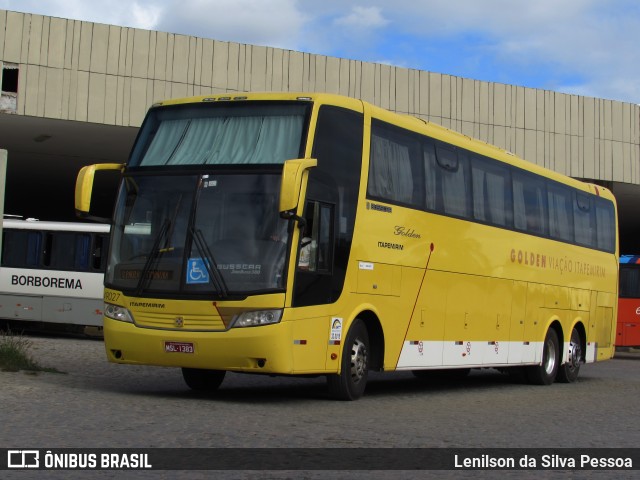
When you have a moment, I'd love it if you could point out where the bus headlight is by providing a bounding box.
[104,303,134,323]
[231,309,282,328]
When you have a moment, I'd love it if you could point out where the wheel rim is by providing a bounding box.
[543,336,557,375]
[567,329,582,372]
[350,338,368,384]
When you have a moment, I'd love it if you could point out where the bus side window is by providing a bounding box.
[48,232,76,270]
[620,265,640,298]
[513,172,548,236]
[595,198,616,252]
[435,145,471,219]
[74,233,92,270]
[547,183,574,242]
[471,156,512,228]
[368,120,422,208]
[574,192,595,248]
[41,232,53,267]
[1,230,42,268]
[26,232,42,267]
[316,204,332,271]
[298,201,333,273]
[92,234,108,271]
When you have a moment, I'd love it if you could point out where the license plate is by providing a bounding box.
[164,341,195,354]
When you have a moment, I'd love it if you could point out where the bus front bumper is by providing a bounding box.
[103,317,295,374]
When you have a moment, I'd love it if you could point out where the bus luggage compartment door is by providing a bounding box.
[42,296,104,327]
[0,294,43,321]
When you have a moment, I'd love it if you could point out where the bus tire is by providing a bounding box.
[557,327,582,383]
[182,368,226,393]
[327,319,369,400]
[526,328,560,385]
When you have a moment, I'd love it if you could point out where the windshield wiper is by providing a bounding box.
[191,227,229,299]
[135,218,171,295]
[134,196,185,295]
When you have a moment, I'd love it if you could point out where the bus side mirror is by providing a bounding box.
[279,158,317,215]
[75,163,124,221]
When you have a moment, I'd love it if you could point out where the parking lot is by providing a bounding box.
[1,334,639,479]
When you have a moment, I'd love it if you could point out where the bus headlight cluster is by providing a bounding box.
[231,309,282,328]
[104,303,134,323]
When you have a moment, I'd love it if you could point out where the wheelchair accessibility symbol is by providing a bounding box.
[187,257,210,284]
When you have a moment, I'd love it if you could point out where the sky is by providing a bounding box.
[2,0,639,105]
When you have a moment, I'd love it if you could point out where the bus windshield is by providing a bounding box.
[619,258,640,298]
[105,100,311,297]
[107,173,289,296]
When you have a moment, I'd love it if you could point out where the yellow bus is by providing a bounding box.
[75,92,618,400]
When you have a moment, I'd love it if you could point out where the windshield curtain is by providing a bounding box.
[131,103,308,166]
[106,173,289,297]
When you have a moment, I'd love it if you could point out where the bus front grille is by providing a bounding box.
[133,311,226,331]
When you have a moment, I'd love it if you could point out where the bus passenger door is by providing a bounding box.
[292,199,335,307]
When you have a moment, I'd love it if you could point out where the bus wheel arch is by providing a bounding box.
[356,310,384,372]
[326,310,383,400]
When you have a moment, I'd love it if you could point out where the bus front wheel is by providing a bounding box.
[557,327,582,383]
[526,328,560,385]
[327,319,370,400]
[182,368,226,393]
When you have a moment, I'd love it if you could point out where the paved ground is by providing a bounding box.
[1,334,639,479]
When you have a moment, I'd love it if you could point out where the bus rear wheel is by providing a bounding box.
[557,327,582,383]
[327,319,369,400]
[526,328,560,385]
[182,368,226,393]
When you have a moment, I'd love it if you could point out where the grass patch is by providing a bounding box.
[0,329,61,373]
